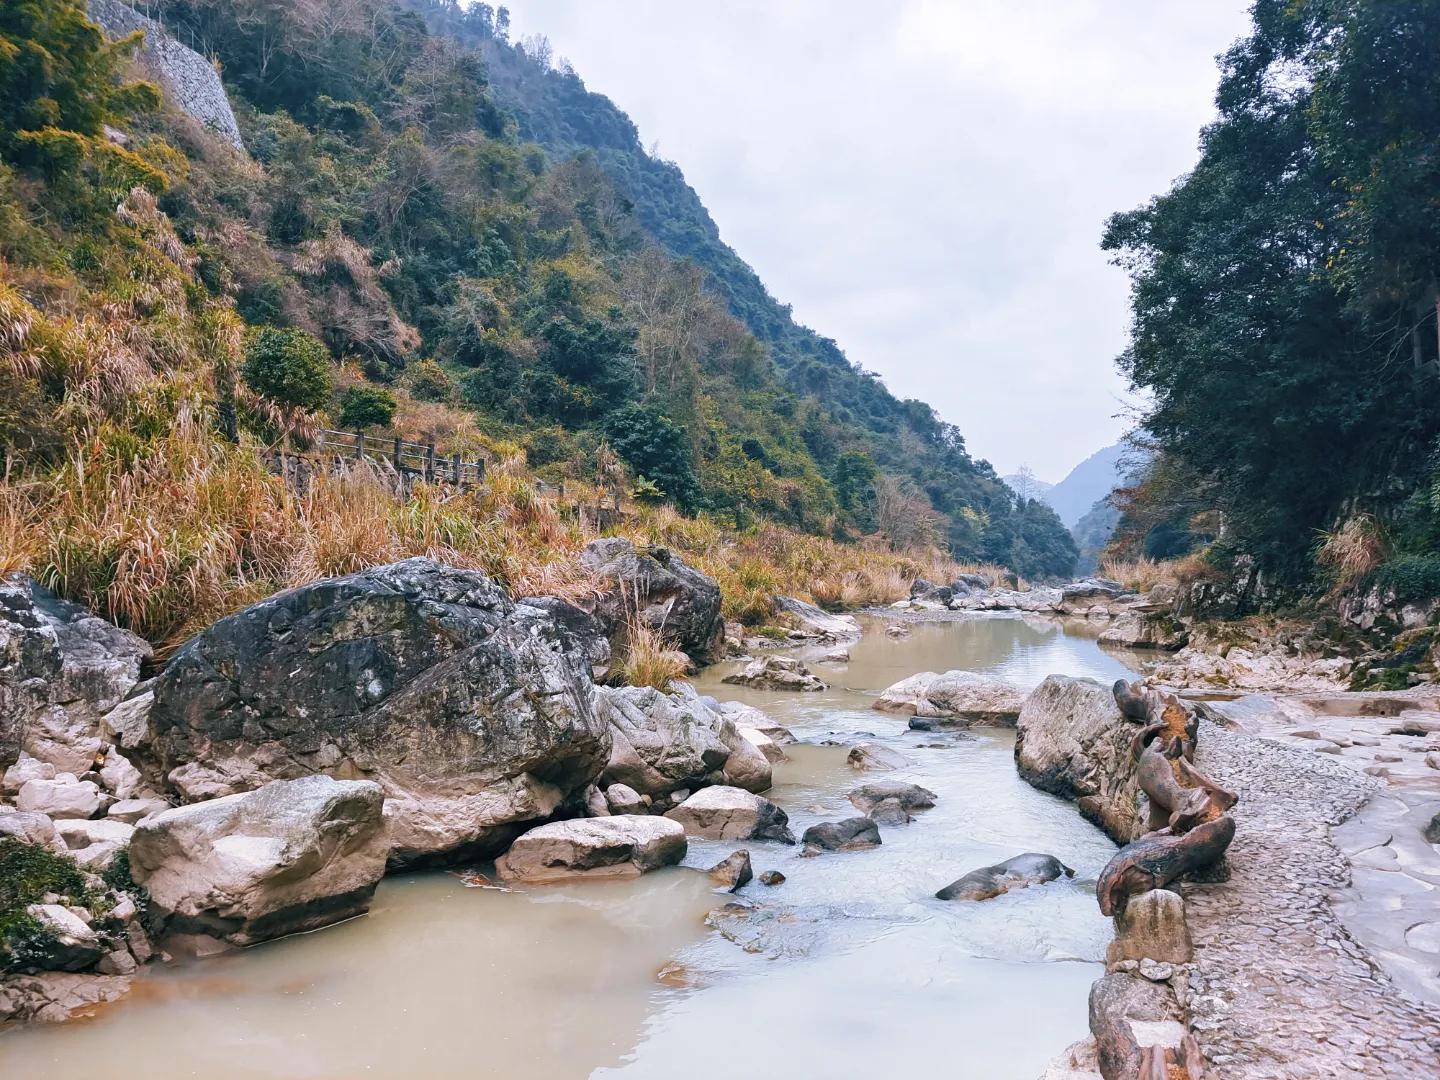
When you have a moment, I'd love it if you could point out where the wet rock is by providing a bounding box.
[934,852,1074,901]
[130,775,388,946]
[1106,887,1193,966]
[737,726,786,763]
[722,655,825,693]
[598,682,771,797]
[707,849,753,892]
[1425,811,1440,845]
[867,797,912,825]
[847,742,907,771]
[1015,675,1144,844]
[495,815,687,882]
[16,774,102,820]
[771,595,861,642]
[148,559,610,865]
[22,905,104,971]
[603,783,646,815]
[801,817,881,853]
[714,700,795,745]
[884,624,911,638]
[759,870,786,886]
[847,780,937,815]
[874,670,1025,725]
[665,786,795,843]
[578,538,724,664]
[0,971,133,1025]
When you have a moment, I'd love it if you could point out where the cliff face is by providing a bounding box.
[87,0,245,151]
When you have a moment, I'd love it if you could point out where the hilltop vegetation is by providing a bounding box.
[0,0,1076,649]
[1107,0,1440,603]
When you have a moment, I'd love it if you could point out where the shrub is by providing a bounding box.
[1372,554,1440,604]
[603,402,699,512]
[242,326,333,411]
[0,838,93,972]
[406,359,456,403]
[338,385,397,429]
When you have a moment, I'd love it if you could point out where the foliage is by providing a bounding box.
[338,384,397,429]
[1105,0,1440,593]
[1372,554,1440,605]
[603,402,698,513]
[242,327,333,411]
[406,358,455,402]
[0,838,93,972]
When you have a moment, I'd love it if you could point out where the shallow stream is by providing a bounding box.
[1,614,1141,1080]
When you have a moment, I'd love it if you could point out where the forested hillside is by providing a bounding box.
[1106,0,1440,604]
[0,0,1078,653]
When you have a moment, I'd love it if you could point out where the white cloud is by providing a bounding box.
[503,0,1250,479]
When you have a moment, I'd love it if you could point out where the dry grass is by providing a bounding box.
[614,618,690,690]
[1316,514,1387,594]
[1100,551,1223,594]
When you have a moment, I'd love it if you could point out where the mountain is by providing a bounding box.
[1044,443,1129,529]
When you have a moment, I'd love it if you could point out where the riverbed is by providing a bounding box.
[0,614,1141,1080]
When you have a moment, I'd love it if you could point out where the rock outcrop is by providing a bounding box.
[1014,676,1145,844]
[578,538,724,664]
[664,785,795,843]
[494,815,687,882]
[873,670,1025,725]
[87,1,246,151]
[147,559,610,865]
[722,656,825,692]
[129,775,388,946]
[0,577,150,775]
[596,683,771,798]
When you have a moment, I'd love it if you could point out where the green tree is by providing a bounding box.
[242,327,334,411]
[338,385,398,429]
[603,402,698,512]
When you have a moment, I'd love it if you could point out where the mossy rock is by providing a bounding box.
[0,838,97,972]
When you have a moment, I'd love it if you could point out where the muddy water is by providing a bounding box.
[1,614,1139,1080]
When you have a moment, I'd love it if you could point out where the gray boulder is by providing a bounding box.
[515,596,612,681]
[494,815,687,882]
[801,817,881,853]
[603,783,646,815]
[0,810,63,850]
[596,683,771,798]
[148,559,610,865]
[578,538,724,664]
[873,670,1025,725]
[723,656,825,693]
[1014,675,1145,844]
[664,786,795,843]
[772,596,862,642]
[0,578,150,775]
[848,781,937,815]
[847,742,908,771]
[935,852,1074,901]
[129,775,388,946]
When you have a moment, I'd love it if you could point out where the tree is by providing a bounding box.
[242,327,334,411]
[338,385,398,429]
[603,402,698,512]
[406,358,456,402]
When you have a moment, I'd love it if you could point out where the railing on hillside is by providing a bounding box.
[312,428,487,489]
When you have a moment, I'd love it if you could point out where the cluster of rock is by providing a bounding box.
[1147,621,1355,693]
[1024,678,1239,1080]
[898,578,1191,651]
[0,544,810,1024]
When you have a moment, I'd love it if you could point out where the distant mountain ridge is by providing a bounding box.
[1044,443,1129,529]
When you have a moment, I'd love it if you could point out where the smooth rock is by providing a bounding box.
[99,691,152,751]
[847,780,937,815]
[0,810,61,849]
[16,775,102,820]
[723,655,825,693]
[935,852,1074,901]
[129,775,388,946]
[495,816,687,882]
[847,742,907,771]
[22,905,104,971]
[97,747,142,799]
[801,817,881,853]
[106,797,168,825]
[55,818,134,851]
[2,753,55,795]
[603,783,646,815]
[874,670,1025,725]
[665,785,795,843]
[707,849,753,892]
[771,596,861,642]
[867,797,912,825]
[759,870,786,886]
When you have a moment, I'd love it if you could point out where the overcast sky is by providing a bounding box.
[505,1,1252,482]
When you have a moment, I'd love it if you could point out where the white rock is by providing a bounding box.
[494,815,687,882]
[100,690,153,750]
[106,797,168,824]
[873,670,1025,724]
[664,785,795,842]
[56,817,135,851]
[24,904,103,971]
[98,746,143,799]
[16,774,103,820]
[2,752,56,795]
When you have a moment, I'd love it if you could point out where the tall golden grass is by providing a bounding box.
[1099,552,1223,593]
[1316,514,1387,595]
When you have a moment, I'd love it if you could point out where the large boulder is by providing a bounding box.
[0,578,150,775]
[1014,676,1144,844]
[578,538,724,664]
[664,786,795,843]
[723,656,825,692]
[772,595,862,642]
[16,774,102,820]
[596,683,771,797]
[494,815,687,882]
[873,670,1025,725]
[514,596,612,681]
[935,852,1074,901]
[129,775,388,946]
[1056,579,1131,616]
[1107,887,1193,966]
[848,780,937,815]
[801,817,881,853]
[1097,612,1188,651]
[148,559,610,865]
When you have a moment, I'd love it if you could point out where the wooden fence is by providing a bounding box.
[311,428,487,488]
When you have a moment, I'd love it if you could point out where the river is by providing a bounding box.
[0,613,1142,1080]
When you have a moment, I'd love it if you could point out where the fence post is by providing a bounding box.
[426,441,436,482]
[393,437,402,469]
[355,431,365,462]
[451,452,460,484]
